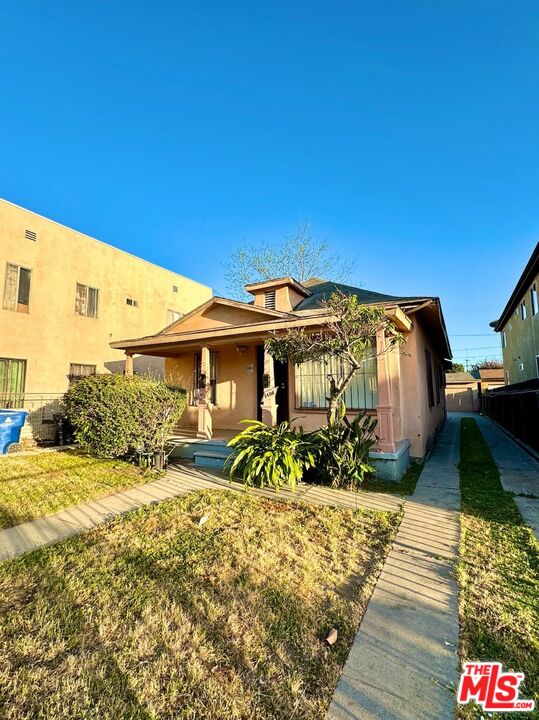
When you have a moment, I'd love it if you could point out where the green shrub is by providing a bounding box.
[308,411,378,490]
[226,420,315,491]
[63,374,186,458]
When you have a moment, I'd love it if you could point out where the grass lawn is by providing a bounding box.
[0,450,153,529]
[0,489,398,720]
[458,417,539,719]
[363,459,424,495]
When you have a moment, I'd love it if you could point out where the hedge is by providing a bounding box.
[63,374,186,458]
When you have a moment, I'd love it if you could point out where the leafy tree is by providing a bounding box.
[224,222,352,299]
[266,291,404,425]
[450,362,465,373]
[471,359,504,370]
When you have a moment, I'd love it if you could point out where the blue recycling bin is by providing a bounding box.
[0,410,29,454]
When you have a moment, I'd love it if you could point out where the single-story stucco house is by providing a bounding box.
[111,277,451,480]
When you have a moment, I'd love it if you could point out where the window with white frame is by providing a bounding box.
[295,349,378,410]
[75,283,99,318]
[3,263,31,313]
[531,282,538,316]
[167,309,182,324]
[126,297,139,308]
[520,300,527,320]
[502,330,506,348]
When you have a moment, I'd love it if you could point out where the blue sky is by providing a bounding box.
[1,1,538,365]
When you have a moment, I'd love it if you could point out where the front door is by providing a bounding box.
[274,359,289,424]
[255,346,289,424]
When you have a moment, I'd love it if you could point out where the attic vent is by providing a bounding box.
[25,229,37,241]
[264,290,276,310]
[126,298,139,307]
[172,285,178,293]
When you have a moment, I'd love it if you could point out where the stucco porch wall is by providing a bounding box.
[165,345,259,431]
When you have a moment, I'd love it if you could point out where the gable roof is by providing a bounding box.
[293,280,427,311]
[445,371,478,384]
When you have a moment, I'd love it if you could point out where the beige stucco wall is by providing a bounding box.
[165,345,258,430]
[500,271,539,383]
[0,199,212,396]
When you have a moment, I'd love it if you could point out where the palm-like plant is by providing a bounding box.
[226,420,315,491]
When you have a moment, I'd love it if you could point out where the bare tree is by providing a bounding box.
[224,222,352,299]
[266,291,404,424]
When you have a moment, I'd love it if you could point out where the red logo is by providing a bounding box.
[457,662,535,713]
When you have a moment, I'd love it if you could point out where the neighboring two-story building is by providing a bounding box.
[1,198,212,439]
[491,242,539,383]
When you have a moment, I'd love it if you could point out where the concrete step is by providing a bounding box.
[168,438,229,460]
[193,448,233,470]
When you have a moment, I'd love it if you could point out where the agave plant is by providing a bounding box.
[226,420,315,491]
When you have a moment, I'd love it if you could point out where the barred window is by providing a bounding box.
[192,352,217,405]
[295,350,377,411]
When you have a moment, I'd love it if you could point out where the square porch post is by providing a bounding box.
[197,345,213,438]
[260,346,278,427]
[124,352,134,377]
[375,329,396,453]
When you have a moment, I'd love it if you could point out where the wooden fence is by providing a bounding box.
[482,379,539,451]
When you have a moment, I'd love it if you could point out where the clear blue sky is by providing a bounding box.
[2,1,538,365]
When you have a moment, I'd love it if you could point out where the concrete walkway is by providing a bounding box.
[0,462,402,562]
[328,415,460,720]
[475,415,539,538]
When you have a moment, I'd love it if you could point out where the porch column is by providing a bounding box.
[376,330,396,453]
[124,352,134,377]
[197,345,213,438]
[260,347,278,427]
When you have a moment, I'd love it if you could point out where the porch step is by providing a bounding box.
[193,448,233,470]
[167,437,230,461]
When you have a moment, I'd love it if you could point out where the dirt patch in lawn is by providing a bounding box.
[0,489,398,720]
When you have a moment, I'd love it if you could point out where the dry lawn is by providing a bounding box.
[0,489,398,720]
[0,450,153,529]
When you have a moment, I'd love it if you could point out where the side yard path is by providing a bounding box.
[474,415,539,538]
[0,462,402,561]
[328,415,460,720]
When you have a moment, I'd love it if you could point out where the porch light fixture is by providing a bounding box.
[235,344,247,354]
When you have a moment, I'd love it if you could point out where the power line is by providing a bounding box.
[453,346,501,351]
[450,333,497,337]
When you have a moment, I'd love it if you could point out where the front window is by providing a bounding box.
[0,357,27,407]
[193,352,217,404]
[75,283,99,318]
[295,350,378,411]
[3,263,31,313]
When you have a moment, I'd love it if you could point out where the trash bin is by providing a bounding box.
[0,410,29,454]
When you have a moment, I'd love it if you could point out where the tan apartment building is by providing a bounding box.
[1,198,211,438]
[491,242,539,383]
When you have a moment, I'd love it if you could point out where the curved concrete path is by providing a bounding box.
[328,415,460,720]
